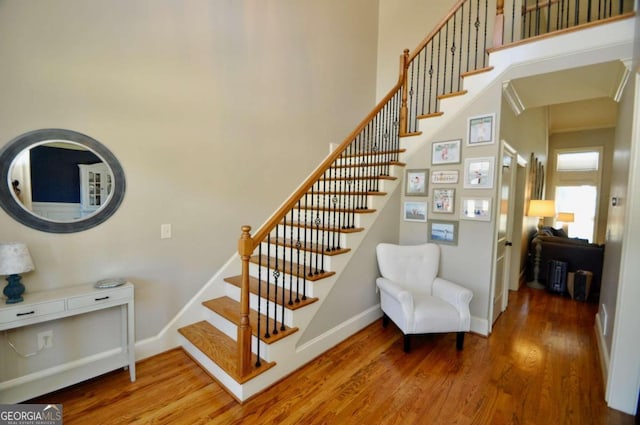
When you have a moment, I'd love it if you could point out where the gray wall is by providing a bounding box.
[0,0,379,356]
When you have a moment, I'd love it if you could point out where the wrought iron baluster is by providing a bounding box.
[272,227,279,336]
[473,0,480,69]
[302,193,308,300]
[467,2,472,72]
[547,0,552,32]
[482,0,488,67]
[264,235,271,338]
[428,41,435,113]
[444,21,449,95]
[288,209,294,306]
[295,201,301,303]
[420,49,428,117]
[457,6,464,91]
[256,242,262,365]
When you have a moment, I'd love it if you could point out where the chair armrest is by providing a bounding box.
[432,277,473,313]
[376,277,414,316]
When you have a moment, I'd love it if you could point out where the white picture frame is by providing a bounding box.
[404,201,427,222]
[428,220,458,245]
[463,157,495,189]
[431,170,459,184]
[467,113,495,146]
[432,139,461,165]
[460,197,492,221]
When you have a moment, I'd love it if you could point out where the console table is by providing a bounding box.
[0,282,135,403]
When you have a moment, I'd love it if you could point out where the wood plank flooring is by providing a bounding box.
[29,287,635,424]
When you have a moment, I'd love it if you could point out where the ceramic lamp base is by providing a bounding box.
[3,274,25,304]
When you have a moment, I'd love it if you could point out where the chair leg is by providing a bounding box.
[456,332,465,350]
[403,334,411,353]
[382,314,389,328]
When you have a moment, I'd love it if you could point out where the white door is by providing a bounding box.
[492,142,517,325]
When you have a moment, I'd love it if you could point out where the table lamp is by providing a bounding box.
[0,242,35,304]
[556,212,575,234]
[527,200,556,289]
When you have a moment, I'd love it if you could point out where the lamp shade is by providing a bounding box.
[556,212,575,222]
[0,243,35,275]
[527,200,556,218]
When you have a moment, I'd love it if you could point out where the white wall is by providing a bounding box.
[0,0,379,360]
[376,0,458,99]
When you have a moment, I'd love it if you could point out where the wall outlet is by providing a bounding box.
[37,330,53,350]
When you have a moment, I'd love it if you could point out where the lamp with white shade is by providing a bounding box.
[556,212,575,234]
[0,242,35,304]
[527,200,556,289]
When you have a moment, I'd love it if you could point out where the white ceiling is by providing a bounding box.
[502,60,630,131]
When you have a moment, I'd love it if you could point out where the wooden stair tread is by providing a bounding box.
[437,90,468,100]
[330,160,405,169]
[340,148,405,159]
[202,296,298,344]
[298,205,376,214]
[250,254,336,281]
[321,175,396,181]
[417,111,444,119]
[461,66,494,78]
[269,237,350,256]
[224,275,319,310]
[281,220,364,234]
[178,321,275,384]
[311,191,387,196]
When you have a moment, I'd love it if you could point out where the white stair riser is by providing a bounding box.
[274,225,349,248]
[226,283,297,326]
[201,309,275,362]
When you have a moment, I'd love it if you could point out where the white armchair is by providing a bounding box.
[376,243,473,352]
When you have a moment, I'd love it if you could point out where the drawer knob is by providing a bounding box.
[94,296,110,301]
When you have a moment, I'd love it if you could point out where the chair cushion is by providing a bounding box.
[411,294,462,334]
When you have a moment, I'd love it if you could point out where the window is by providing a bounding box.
[552,148,603,243]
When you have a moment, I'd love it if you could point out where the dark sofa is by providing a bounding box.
[528,226,605,299]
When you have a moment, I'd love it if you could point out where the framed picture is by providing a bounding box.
[460,197,492,221]
[431,170,459,184]
[405,169,428,196]
[428,220,458,245]
[404,201,428,222]
[467,113,495,146]
[432,139,461,165]
[432,189,455,214]
[463,157,495,189]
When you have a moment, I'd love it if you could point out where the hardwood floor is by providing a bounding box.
[30,287,634,424]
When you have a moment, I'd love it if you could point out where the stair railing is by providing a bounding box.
[495,0,634,46]
[235,64,406,377]
[234,0,634,379]
[399,0,493,135]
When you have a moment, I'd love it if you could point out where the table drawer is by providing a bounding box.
[0,300,66,325]
[67,286,133,310]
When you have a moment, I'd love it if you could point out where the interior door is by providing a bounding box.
[492,142,517,325]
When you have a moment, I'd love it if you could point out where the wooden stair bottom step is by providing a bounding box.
[178,321,275,384]
[203,296,298,344]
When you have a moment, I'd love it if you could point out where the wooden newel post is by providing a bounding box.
[493,0,505,47]
[237,225,254,377]
[399,49,410,136]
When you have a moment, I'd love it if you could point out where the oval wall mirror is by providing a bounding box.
[0,129,126,233]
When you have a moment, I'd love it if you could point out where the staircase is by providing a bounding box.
[175,0,635,403]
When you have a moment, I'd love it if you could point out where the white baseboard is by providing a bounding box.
[595,312,610,388]
[296,305,383,356]
[471,316,490,336]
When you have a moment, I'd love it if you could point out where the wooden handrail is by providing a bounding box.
[407,0,469,63]
[248,68,407,248]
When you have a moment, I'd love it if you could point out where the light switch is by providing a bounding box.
[160,224,172,239]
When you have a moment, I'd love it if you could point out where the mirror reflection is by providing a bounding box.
[9,141,113,222]
[0,129,125,233]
